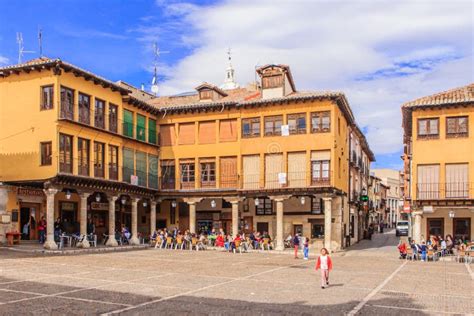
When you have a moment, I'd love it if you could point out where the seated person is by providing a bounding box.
[398,241,407,259]
[215,234,225,247]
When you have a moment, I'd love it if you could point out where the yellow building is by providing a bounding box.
[402,83,474,243]
[0,57,161,248]
[0,58,374,252]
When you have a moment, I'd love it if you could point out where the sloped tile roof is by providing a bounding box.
[403,83,474,108]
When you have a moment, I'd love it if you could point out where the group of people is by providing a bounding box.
[397,234,471,261]
[287,234,311,260]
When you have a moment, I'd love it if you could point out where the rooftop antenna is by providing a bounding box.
[150,42,169,96]
[16,32,35,64]
[38,27,43,57]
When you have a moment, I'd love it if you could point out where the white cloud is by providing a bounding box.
[0,56,9,65]
[139,0,473,157]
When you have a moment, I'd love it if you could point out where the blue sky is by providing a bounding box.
[1,0,472,170]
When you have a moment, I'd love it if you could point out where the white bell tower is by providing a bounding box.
[220,48,239,90]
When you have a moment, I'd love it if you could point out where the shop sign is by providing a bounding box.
[91,202,109,210]
[278,172,287,184]
[403,202,411,213]
[423,205,434,213]
[61,202,76,211]
[17,188,44,197]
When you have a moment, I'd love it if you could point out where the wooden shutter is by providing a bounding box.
[199,121,216,144]
[288,152,306,187]
[243,155,260,189]
[123,110,134,137]
[160,124,175,146]
[220,156,237,188]
[265,154,283,188]
[417,164,439,199]
[446,164,468,198]
[148,119,157,144]
[311,150,331,161]
[219,119,237,142]
[136,114,146,141]
[178,123,195,145]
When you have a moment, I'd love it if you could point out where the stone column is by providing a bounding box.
[189,202,196,234]
[106,195,118,247]
[43,188,58,250]
[150,200,157,236]
[78,192,90,248]
[275,198,285,251]
[389,200,394,228]
[231,200,239,238]
[130,198,140,245]
[323,197,332,252]
[412,211,423,243]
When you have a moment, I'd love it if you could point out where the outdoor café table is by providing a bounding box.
[59,234,72,248]
[6,232,21,246]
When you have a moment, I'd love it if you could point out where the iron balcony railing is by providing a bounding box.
[416,182,473,200]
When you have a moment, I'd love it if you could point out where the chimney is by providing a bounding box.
[256,64,296,99]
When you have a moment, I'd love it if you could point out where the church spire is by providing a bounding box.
[220,48,239,90]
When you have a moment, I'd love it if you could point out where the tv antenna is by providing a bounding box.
[150,42,169,96]
[16,32,35,64]
[38,27,43,57]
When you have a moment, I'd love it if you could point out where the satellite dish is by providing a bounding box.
[151,84,159,94]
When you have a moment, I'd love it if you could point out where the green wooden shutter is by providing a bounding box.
[136,151,147,187]
[148,154,158,189]
[148,118,157,144]
[123,110,134,137]
[123,148,134,183]
[137,114,146,141]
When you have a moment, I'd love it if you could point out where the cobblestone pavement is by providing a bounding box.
[0,231,472,315]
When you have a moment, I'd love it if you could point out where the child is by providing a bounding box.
[315,248,333,289]
[303,237,310,260]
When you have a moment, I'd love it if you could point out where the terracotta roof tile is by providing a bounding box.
[403,83,474,108]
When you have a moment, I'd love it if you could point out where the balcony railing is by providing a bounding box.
[417,182,472,200]
[109,164,118,181]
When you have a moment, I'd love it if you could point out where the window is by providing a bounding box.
[220,156,238,188]
[198,121,216,144]
[417,164,439,199]
[148,118,157,144]
[243,155,260,189]
[417,118,439,138]
[200,160,216,188]
[40,85,54,110]
[93,142,105,178]
[262,75,283,89]
[242,118,260,138]
[288,113,306,134]
[445,163,468,198]
[264,116,283,136]
[109,104,118,133]
[180,161,195,189]
[199,89,212,100]
[123,109,134,138]
[77,138,90,176]
[446,116,468,138]
[136,114,146,141]
[427,218,444,237]
[453,218,471,241]
[311,197,323,214]
[311,111,330,133]
[94,99,105,129]
[311,220,325,239]
[136,151,147,187]
[108,145,118,180]
[219,119,237,142]
[59,134,73,173]
[78,93,90,125]
[161,160,175,189]
[312,160,330,185]
[160,124,175,146]
[60,87,74,120]
[148,154,158,189]
[256,198,273,215]
[123,148,134,183]
[40,142,52,166]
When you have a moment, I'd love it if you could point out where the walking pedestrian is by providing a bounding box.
[38,216,46,244]
[303,236,310,260]
[315,248,333,289]
[293,234,300,259]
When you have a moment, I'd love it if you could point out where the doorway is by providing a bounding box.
[453,218,471,241]
[19,203,40,240]
[256,222,269,234]
[427,218,444,238]
[293,224,303,236]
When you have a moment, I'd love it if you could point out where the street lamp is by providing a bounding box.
[210,200,216,208]
[121,197,127,205]
[300,196,306,205]
[449,210,455,218]
[171,200,177,208]
[65,190,71,200]
[143,200,148,207]
[254,198,260,206]
[95,193,101,202]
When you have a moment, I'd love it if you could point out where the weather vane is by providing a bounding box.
[150,42,169,96]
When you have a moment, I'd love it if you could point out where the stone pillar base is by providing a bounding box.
[129,236,140,245]
[105,238,118,247]
[43,240,58,250]
[77,239,90,248]
[275,243,284,251]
